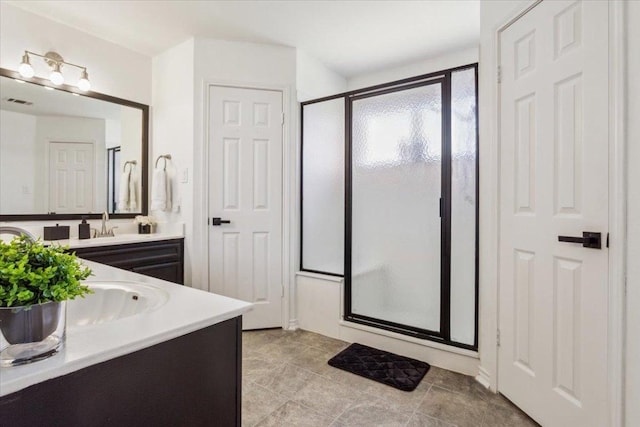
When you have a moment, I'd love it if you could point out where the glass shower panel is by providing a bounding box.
[450,68,477,345]
[351,82,442,332]
[302,99,345,275]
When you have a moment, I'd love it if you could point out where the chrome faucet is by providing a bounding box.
[95,211,117,237]
[0,226,36,242]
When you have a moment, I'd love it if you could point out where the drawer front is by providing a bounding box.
[72,239,184,284]
[132,261,183,284]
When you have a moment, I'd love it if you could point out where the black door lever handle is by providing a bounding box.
[558,232,602,249]
[211,217,231,226]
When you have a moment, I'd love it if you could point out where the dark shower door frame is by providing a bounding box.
[107,146,121,212]
[343,64,478,351]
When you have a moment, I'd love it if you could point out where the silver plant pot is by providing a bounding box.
[0,301,66,367]
[0,301,63,344]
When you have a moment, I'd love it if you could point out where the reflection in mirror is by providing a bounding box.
[0,73,146,217]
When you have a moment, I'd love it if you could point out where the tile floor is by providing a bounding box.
[242,329,539,427]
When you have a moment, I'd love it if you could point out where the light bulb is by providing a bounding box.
[77,69,90,91]
[49,63,64,85]
[49,71,64,85]
[18,53,34,78]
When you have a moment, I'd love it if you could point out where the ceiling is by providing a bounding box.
[6,0,480,78]
[1,76,123,120]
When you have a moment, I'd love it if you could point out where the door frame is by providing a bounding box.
[485,1,627,425]
[198,80,293,330]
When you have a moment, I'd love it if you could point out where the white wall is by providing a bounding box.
[296,50,347,101]
[0,3,151,105]
[151,38,195,279]
[105,119,121,149]
[0,110,38,213]
[347,47,478,90]
[626,2,640,425]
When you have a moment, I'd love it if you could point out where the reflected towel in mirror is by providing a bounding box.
[118,164,138,212]
[119,167,131,211]
[128,166,138,211]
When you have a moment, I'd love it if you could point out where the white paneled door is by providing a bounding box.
[48,141,95,213]
[208,86,283,330]
[499,1,608,426]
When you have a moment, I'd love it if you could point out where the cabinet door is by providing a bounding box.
[132,261,183,284]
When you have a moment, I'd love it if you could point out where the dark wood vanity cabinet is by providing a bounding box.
[72,238,184,284]
[1,317,242,427]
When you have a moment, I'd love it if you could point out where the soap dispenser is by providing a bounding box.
[78,217,90,239]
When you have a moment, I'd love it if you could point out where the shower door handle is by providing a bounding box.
[558,232,602,249]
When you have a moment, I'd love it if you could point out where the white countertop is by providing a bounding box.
[0,261,253,397]
[43,232,185,249]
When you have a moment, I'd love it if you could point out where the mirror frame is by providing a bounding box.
[0,67,149,221]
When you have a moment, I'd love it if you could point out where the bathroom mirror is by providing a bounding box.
[0,68,148,220]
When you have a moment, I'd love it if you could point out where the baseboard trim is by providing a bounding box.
[287,319,299,331]
[476,365,494,391]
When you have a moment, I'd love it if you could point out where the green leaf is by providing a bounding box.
[0,236,93,307]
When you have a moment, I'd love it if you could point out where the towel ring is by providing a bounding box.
[155,154,172,171]
[122,160,137,173]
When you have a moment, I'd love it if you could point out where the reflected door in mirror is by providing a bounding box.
[48,142,94,214]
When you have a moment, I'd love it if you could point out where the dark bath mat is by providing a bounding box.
[327,343,430,391]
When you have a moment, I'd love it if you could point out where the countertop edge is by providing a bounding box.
[1,305,251,397]
[43,233,185,249]
[0,260,252,397]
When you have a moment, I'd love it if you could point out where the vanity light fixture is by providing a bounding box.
[18,53,34,78]
[78,69,91,91]
[49,62,64,85]
[18,50,91,91]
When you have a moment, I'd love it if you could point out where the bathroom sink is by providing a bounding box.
[67,281,169,329]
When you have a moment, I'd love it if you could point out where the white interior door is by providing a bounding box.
[208,85,283,330]
[498,1,609,426]
[48,141,95,213]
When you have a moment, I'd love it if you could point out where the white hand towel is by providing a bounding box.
[128,166,138,211]
[151,169,168,211]
[118,168,131,212]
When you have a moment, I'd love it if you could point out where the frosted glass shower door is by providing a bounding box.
[349,81,443,334]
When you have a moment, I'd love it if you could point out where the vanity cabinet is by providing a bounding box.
[1,317,242,427]
[72,238,184,284]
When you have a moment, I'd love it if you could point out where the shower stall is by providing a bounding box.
[301,64,478,349]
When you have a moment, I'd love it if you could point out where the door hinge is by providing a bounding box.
[497,66,502,84]
[497,329,501,347]
[281,285,284,298]
[281,112,285,126]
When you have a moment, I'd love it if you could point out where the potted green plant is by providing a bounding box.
[0,236,92,366]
